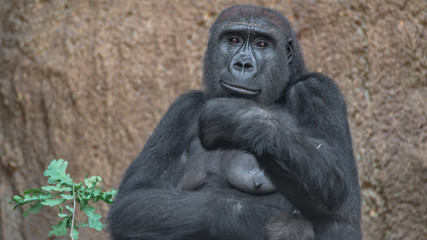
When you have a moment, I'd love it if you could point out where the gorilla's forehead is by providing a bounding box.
[216,24,286,45]
[219,23,278,36]
[212,5,292,38]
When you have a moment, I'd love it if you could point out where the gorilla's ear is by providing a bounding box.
[286,38,293,64]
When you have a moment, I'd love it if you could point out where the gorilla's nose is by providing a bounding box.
[230,55,257,80]
[233,60,254,72]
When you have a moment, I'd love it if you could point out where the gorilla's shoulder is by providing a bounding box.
[175,90,204,104]
[170,90,205,110]
[293,72,335,86]
[162,90,205,121]
[150,90,204,138]
[292,73,343,95]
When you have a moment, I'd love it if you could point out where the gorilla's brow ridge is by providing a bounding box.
[218,22,281,40]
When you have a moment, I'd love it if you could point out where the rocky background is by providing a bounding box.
[0,0,425,239]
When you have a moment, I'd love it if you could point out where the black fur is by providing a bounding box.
[265,211,315,240]
[178,140,276,195]
[108,5,361,240]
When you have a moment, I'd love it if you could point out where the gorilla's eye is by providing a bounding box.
[256,41,267,48]
[228,37,240,44]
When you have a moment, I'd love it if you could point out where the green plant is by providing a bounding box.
[9,159,117,239]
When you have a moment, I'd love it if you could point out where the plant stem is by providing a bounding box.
[70,185,76,240]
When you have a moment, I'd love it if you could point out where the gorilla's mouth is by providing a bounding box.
[220,80,261,96]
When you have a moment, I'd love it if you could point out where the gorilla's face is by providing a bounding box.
[216,24,288,103]
[203,6,296,105]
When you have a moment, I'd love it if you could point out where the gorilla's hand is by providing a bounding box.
[286,77,335,116]
[199,98,272,152]
[199,98,241,151]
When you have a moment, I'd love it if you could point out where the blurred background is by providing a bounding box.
[0,0,425,239]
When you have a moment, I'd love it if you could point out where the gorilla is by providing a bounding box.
[108,5,362,240]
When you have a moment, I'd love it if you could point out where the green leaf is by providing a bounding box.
[44,159,73,186]
[72,228,79,239]
[41,198,64,206]
[93,187,101,197]
[77,223,89,228]
[98,188,117,204]
[23,188,44,195]
[82,193,92,200]
[10,193,51,210]
[60,194,74,200]
[10,195,22,203]
[58,213,69,218]
[22,201,44,217]
[84,176,102,189]
[74,182,83,190]
[41,185,72,192]
[66,205,74,213]
[81,204,103,231]
[27,193,52,200]
[48,219,68,237]
[25,201,44,216]
[65,216,73,228]
[110,188,118,195]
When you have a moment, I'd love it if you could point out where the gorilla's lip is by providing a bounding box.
[220,80,261,96]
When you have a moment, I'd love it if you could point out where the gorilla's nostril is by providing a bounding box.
[233,62,254,72]
[244,63,253,70]
[234,62,243,70]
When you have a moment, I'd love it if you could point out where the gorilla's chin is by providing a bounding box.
[220,80,261,97]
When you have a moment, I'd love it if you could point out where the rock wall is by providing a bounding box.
[0,0,425,239]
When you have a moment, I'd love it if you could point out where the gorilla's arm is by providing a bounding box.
[199,74,361,238]
[108,91,205,239]
[108,91,286,240]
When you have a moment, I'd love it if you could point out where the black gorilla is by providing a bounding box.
[108,5,362,240]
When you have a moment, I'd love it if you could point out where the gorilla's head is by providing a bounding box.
[203,5,306,105]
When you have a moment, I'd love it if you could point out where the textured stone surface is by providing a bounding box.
[0,0,425,239]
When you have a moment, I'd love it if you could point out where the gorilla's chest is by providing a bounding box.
[178,138,276,195]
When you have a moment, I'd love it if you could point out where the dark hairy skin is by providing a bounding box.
[178,139,276,195]
[266,211,315,240]
[108,5,362,240]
